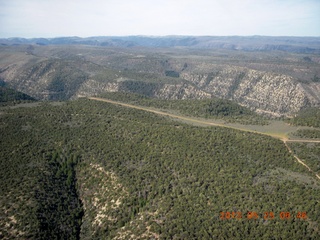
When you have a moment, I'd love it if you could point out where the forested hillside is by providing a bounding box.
[1,43,319,117]
[0,99,319,239]
[99,92,268,125]
[289,143,320,176]
[0,86,35,104]
[289,107,320,128]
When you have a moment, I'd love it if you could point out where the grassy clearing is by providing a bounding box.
[89,97,320,142]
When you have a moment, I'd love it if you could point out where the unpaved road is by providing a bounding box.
[284,141,320,180]
[88,97,283,138]
[285,139,320,143]
[89,97,228,128]
[89,97,320,180]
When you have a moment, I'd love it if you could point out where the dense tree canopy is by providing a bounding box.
[289,107,320,128]
[0,86,35,103]
[0,98,319,239]
[99,92,269,125]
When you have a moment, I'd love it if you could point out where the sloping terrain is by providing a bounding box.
[0,86,35,103]
[1,37,319,239]
[0,98,320,239]
[0,38,319,117]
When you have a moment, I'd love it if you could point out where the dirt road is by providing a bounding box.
[88,97,320,180]
[88,97,280,138]
[283,141,320,180]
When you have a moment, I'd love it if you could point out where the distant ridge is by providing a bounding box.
[1,36,320,53]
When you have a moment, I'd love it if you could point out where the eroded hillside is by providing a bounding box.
[0,42,319,117]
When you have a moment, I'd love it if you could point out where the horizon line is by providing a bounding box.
[1,35,320,39]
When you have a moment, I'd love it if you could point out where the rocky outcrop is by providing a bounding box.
[155,83,211,99]
[75,80,119,98]
[1,44,319,117]
[180,68,314,117]
[74,68,315,117]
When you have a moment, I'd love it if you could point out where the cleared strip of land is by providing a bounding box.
[88,97,320,180]
[285,139,320,143]
[284,141,320,180]
[88,97,319,142]
[89,97,279,137]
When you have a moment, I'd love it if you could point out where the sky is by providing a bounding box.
[0,0,319,38]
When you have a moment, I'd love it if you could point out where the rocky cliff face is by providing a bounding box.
[154,83,211,99]
[74,68,317,117]
[0,44,319,117]
[179,68,314,117]
[0,57,88,100]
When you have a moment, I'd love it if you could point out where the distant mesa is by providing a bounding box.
[0,36,319,53]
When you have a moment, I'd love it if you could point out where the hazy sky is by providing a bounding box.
[0,0,319,38]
